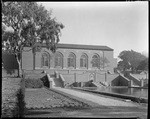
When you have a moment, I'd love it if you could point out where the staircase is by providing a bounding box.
[99,81,107,86]
[91,82,107,87]
[50,74,64,88]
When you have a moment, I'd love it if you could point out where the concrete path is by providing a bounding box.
[53,87,138,107]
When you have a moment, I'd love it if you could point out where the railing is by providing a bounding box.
[127,74,142,87]
[59,74,65,88]
[99,81,107,86]
[54,71,59,78]
[46,73,55,88]
[59,74,65,82]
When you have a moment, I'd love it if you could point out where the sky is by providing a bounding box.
[39,2,148,60]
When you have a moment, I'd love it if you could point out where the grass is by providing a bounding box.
[2,77,26,117]
[25,88,89,110]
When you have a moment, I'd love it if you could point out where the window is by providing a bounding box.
[55,52,63,68]
[80,54,88,68]
[41,52,49,67]
[92,54,100,68]
[68,53,76,68]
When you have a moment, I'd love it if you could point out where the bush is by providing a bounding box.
[40,75,49,88]
[12,88,26,117]
[25,78,44,88]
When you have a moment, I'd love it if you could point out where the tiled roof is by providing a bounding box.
[56,43,114,51]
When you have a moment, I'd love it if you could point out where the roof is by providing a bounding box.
[56,43,114,51]
[131,74,148,80]
[28,42,114,51]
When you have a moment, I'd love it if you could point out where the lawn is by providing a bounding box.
[25,88,89,109]
[2,77,22,117]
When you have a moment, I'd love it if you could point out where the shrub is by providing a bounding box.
[12,88,26,117]
[40,75,49,88]
[25,78,44,88]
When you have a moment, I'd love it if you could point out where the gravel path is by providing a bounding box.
[54,87,138,107]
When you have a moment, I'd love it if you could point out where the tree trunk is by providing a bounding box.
[16,54,22,77]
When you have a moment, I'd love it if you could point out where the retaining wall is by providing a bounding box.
[72,87,148,103]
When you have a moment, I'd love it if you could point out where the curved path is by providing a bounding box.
[53,87,138,107]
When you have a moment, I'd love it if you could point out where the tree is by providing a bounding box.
[91,56,110,70]
[137,58,148,71]
[2,51,18,75]
[2,2,64,77]
[117,50,147,73]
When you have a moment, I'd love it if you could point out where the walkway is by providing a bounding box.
[53,87,138,107]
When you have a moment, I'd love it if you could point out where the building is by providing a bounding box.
[22,43,117,86]
[22,43,117,72]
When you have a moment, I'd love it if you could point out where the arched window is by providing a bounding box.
[80,54,88,68]
[41,52,49,67]
[68,53,76,68]
[92,54,100,68]
[55,52,63,68]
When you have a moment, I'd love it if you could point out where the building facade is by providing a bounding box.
[22,43,117,74]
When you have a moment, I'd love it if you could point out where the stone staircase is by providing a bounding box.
[50,75,64,88]
[99,81,107,86]
[92,82,106,87]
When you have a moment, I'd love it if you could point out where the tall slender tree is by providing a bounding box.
[2,2,64,77]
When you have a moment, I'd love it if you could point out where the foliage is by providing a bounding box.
[12,88,26,117]
[2,51,18,75]
[91,56,110,69]
[2,2,64,76]
[137,58,148,71]
[40,75,50,88]
[117,50,147,72]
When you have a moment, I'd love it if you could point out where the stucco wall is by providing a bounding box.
[62,74,75,85]
[22,46,117,73]
[22,47,33,70]
[103,51,117,73]
[95,73,105,83]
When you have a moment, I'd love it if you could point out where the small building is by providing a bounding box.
[111,74,130,86]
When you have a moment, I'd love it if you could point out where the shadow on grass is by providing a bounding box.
[25,107,87,116]
[25,110,52,115]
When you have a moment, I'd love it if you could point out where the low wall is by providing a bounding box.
[95,73,105,83]
[55,69,69,74]
[72,87,148,103]
[69,69,87,74]
[62,74,75,85]
[76,73,90,82]
[24,69,121,87]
